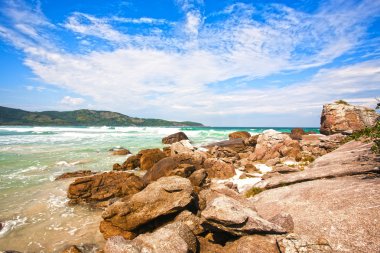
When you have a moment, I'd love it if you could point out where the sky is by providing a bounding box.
[0,0,379,127]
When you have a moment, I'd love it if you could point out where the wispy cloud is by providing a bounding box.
[60,96,85,106]
[0,0,379,125]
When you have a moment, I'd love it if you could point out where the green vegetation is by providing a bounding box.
[244,187,264,198]
[335,100,349,105]
[344,122,380,154]
[0,106,204,127]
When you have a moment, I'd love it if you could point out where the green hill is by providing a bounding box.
[0,106,204,126]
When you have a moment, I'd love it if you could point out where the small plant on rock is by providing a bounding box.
[244,187,264,198]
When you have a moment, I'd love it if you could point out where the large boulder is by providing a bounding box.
[320,102,378,135]
[201,194,286,236]
[162,132,189,144]
[289,128,306,140]
[300,133,345,157]
[138,148,166,171]
[252,175,380,253]
[142,157,195,183]
[228,131,251,140]
[101,176,194,233]
[104,222,197,253]
[203,158,235,179]
[67,172,145,206]
[171,140,195,156]
[249,130,301,161]
[120,155,140,170]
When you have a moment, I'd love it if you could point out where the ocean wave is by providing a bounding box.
[0,216,28,237]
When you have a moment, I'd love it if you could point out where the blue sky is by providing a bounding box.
[0,0,379,127]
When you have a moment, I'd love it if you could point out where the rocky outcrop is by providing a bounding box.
[256,141,379,189]
[55,170,96,180]
[320,102,378,135]
[203,158,235,179]
[162,132,189,144]
[252,175,379,252]
[104,222,197,253]
[101,176,194,234]
[300,133,345,158]
[67,172,145,206]
[228,131,251,140]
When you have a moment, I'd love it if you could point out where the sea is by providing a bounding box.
[0,126,319,252]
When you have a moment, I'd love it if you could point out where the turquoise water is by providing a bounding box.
[0,126,318,252]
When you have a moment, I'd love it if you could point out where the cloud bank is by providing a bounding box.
[0,0,379,125]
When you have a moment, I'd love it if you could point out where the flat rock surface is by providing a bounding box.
[252,175,380,253]
[257,141,379,189]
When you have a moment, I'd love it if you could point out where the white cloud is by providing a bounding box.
[60,96,85,106]
[0,0,379,125]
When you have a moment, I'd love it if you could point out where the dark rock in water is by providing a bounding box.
[289,128,306,140]
[55,170,96,180]
[104,222,197,253]
[228,131,251,140]
[101,176,194,235]
[320,102,378,135]
[138,148,166,171]
[162,132,189,144]
[111,148,131,156]
[203,158,235,179]
[67,171,145,206]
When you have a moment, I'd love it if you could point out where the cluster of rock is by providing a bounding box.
[57,102,379,253]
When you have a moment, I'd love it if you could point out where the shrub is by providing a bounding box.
[335,100,349,105]
[244,187,264,198]
[344,121,380,154]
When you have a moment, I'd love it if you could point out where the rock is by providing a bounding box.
[55,170,96,180]
[289,128,306,140]
[172,151,207,170]
[203,158,235,179]
[162,146,171,156]
[104,222,197,253]
[224,235,279,253]
[102,176,194,232]
[257,141,379,189]
[320,102,379,135]
[205,139,246,153]
[272,164,300,174]
[60,245,82,253]
[174,210,204,235]
[268,212,294,232]
[244,135,259,146]
[100,220,136,240]
[162,132,189,144]
[142,157,195,183]
[252,174,380,252]
[113,163,122,171]
[138,148,166,171]
[201,194,286,236]
[197,236,225,253]
[112,149,131,156]
[68,171,145,206]
[228,131,251,140]
[300,133,345,157]
[276,233,333,253]
[209,146,238,159]
[121,155,140,170]
[250,130,301,161]
[188,169,208,188]
[171,140,195,156]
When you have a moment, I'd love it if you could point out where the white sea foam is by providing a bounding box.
[0,216,28,237]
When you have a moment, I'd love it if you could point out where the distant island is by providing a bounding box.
[0,106,204,126]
